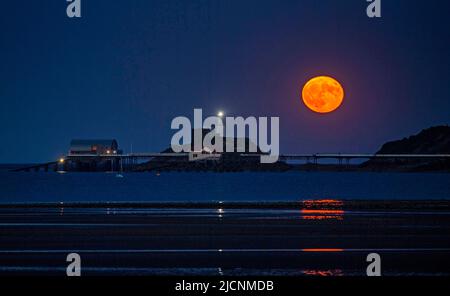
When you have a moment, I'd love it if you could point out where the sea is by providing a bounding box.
[0,171,449,203]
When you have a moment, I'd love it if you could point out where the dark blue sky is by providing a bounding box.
[1,0,450,163]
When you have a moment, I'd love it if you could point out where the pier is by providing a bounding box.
[11,153,450,172]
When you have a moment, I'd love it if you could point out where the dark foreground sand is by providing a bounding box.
[0,201,449,276]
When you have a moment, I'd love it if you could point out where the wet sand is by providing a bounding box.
[0,201,449,276]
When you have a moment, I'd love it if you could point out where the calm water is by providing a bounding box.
[1,171,449,203]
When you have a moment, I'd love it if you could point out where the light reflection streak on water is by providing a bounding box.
[301,199,345,221]
[302,269,344,276]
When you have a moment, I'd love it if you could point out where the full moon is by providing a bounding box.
[302,76,344,114]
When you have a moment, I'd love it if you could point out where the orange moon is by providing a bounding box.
[302,76,344,113]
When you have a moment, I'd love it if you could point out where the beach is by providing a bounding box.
[1,201,449,276]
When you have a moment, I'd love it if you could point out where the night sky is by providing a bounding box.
[1,0,450,163]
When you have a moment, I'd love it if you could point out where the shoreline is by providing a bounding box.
[2,164,450,174]
[0,200,449,210]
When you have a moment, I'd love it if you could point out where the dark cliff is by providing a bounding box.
[376,126,450,154]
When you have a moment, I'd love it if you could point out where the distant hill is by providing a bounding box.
[362,125,450,172]
[376,126,450,154]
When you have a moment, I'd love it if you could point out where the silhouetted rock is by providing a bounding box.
[376,126,450,154]
[135,134,290,172]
